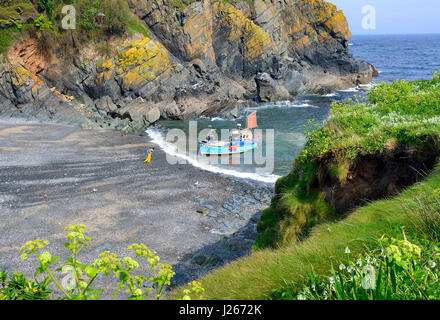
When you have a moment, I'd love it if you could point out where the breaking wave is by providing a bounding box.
[146,128,281,184]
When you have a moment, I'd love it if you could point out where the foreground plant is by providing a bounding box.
[274,235,440,300]
[0,271,51,300]
[0,224,203,300]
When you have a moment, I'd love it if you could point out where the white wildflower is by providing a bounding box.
[361,265,376,290]
[297,294,306,300]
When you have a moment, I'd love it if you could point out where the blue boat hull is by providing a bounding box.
[200,137,261,156]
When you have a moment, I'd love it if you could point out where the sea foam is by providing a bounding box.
[146,128,281,184]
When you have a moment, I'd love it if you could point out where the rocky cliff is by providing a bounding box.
[0,0,377,132]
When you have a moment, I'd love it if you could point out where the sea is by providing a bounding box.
[147,34,440,184]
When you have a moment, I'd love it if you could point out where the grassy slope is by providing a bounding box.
[171,165,440,300]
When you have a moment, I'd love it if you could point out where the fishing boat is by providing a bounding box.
[200,112,261,156]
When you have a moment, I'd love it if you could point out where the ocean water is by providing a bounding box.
[350,34,440,82]
[148,34,440,183]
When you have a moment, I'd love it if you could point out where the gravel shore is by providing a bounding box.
[0,119,273,299]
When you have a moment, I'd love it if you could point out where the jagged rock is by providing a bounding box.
[117,98,161,124]
[256,72,291,102]
[0,63,96,128]
[95,96,118,113]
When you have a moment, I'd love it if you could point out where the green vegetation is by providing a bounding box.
[276,236,440,300]
[0,0,150,54]
[0,223,204,300]
[275,187,440,300]
[0,270,52,300]
[0,26,21,52]
[0,1,35,21]
[256,75,440,249]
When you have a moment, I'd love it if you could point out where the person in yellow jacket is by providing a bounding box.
[145,147,155,164]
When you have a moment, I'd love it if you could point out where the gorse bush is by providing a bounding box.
[1,223,203,300]
[33,14,53,30]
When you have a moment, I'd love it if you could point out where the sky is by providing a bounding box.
[330,0,440,35]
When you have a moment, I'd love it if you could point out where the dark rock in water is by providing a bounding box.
[256,72,291,102]
[210,224,238,236]
[208,100,242,119]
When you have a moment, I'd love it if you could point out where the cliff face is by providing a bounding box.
[130,0,375,94]
[0,0,376,131]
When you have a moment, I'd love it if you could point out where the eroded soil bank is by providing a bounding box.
[0,119,273,298]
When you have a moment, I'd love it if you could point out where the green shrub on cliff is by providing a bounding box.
[298,75,440,165]
[0,0,149,53]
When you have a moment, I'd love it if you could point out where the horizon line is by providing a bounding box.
[351,32,440,36]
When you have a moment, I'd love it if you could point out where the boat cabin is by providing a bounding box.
[230,129,253,142]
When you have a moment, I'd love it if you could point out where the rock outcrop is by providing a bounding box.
[256,72,291,102]
[0,64,95,128]
[0,0,376,131]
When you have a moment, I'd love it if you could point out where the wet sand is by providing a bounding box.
[0,119,272,299]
